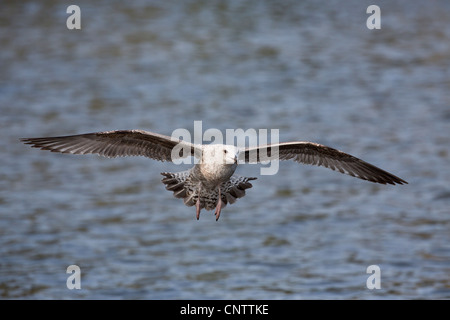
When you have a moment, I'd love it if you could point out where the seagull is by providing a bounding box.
[21,129,407,220]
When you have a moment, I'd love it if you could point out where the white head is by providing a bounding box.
[201,144,239,166]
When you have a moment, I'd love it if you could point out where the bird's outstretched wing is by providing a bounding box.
[21,130,198,162]
[239,141,407,185]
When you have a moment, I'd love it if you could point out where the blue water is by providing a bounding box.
[1,0,449,299]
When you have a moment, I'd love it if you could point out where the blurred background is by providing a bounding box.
[1,0,449,299]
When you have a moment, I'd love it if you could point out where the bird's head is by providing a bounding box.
[202,144,238,166]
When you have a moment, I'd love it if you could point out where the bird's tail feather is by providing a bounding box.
[161,171,256,211]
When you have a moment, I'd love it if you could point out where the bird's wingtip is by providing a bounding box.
[20,138,33,144]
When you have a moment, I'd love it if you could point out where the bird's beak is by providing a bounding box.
[234,156,238,164]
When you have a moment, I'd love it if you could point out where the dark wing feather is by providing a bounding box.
[240,141,407,185]
[21,130,197,162]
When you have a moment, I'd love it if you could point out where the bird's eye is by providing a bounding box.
[224,150,228,154]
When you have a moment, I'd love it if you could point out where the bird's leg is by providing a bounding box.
[214,186,222,221]
[196,197,201,220]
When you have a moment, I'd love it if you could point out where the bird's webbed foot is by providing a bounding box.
[196,197,201,220]
[214,187,222,221]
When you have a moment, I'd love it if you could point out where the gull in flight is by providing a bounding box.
[21,130,407,220]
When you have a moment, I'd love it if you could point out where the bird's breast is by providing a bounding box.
[197,163,237,187]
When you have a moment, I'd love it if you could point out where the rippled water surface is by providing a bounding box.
[1,0,449,299]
